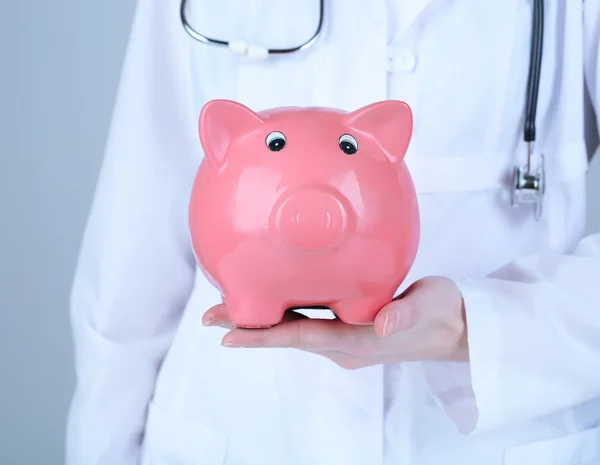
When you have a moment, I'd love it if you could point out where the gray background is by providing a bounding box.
[0,1,599,464]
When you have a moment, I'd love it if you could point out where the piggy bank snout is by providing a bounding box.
[271,188,351,253]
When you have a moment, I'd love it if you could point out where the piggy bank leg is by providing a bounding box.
[224,295,287,329]
[331,295,391,325]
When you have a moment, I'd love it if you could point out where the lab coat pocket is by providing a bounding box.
[140,400,228,465]
[504,425,600,465]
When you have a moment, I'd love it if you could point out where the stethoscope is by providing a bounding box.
[180,0,325,59]
[180,0,545,220]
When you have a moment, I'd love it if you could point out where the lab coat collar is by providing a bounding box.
[387,0,437,34]
[402,0,435,26]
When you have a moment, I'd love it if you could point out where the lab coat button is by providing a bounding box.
[389,51,417,73]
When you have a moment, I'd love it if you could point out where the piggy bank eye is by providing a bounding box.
[266,131,286,152]
[339,134,358,155]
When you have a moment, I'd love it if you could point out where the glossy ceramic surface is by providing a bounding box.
[188,99,420,328]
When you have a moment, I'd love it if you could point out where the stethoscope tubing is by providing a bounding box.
[180,0,325,54]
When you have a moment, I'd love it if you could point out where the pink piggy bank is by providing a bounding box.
[188,99,420,328]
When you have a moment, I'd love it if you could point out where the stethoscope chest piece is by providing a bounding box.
[511,152,545,220]
[511,0,545,221]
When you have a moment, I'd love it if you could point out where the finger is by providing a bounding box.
[206,307,365,367]
[375,276,460,337]
[374,297,418,338]
[221,317,349,350]
[202,304,229,326]
[204,305,310,329]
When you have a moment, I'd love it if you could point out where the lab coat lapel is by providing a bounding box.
[233,0,388,111]
[397,0,436,32]
[311,0,389,110]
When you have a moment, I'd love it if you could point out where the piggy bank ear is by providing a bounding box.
[342,100,413,163]
[198,99,264,168]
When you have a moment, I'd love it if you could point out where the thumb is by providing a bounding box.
[374,285,423,338]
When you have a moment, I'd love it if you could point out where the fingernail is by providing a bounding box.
[383,312,397,337]
[222,342,245,348]
[205,319,232,328]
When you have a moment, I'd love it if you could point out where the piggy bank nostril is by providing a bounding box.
[293,208,333,230]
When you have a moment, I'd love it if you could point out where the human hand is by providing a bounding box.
[202,276,469,369]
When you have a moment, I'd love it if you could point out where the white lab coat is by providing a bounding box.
[65,0,600,464]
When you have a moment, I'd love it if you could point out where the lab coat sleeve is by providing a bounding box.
[421,1,600,436]
[427,232,600,435]
[65,1,201,463]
